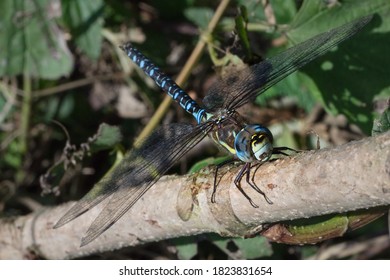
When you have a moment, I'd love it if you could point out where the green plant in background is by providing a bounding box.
[0,0,105,185]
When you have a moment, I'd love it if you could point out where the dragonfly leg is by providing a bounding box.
[247,162,273,205]
[273,146,300,156]
[211,158,237,203]
[213,161,273,207]
[233,163,259,208]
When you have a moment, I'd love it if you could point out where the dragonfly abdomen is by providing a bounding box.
[121,43,206,124]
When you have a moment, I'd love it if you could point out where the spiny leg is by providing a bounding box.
[233,163,259,208]
[250,147,297,182]
[273,146,300,156]
[247,146,300,205]
[245,162,273,205]
[211,158,237,203]
[212,145,298,206]
[213,160,273,207]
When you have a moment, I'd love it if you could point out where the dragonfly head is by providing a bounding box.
[234,124,273,163]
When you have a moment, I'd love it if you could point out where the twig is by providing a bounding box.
[32,72,126,98]
[0,132,388,259]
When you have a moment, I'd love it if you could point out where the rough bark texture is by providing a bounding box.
[0,132,389,259]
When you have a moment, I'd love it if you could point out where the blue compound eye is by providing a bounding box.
[251,133,273,162]
[234,124,273,162]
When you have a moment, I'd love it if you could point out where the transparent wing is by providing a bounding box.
[203,15,372,112]
[54,122,212,246]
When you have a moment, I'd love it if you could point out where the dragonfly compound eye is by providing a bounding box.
[234,124,273,162]
[251,133,273,162]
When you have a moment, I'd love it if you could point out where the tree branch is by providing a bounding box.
[0,132,389,259]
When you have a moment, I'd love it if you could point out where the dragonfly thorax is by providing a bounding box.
[206,110,246,155]
[234,124,273,163]
[206,110,274,163]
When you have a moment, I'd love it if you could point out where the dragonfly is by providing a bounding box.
[54,15,372,246]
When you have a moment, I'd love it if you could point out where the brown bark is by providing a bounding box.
[0,132,389,259]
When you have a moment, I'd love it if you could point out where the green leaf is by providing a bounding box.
[0,0,73,79]
[232,237,273,259]
[172,237,198,260]
[88,123,122,153]
[62,0,104,60]
[287,1,390,134]
[184,7,213,29]
[210,235,273,259]
[289,0,323,27]
[245,1,390,134]
[257,72,317,112]
[269,0,297,23]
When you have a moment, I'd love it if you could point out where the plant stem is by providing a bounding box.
[16,73,32,184]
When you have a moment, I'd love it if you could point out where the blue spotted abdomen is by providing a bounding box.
[121,43,205,124]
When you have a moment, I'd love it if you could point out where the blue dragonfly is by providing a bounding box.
[54,15,372,246]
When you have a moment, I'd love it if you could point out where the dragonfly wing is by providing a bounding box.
[203,15,372,111]
[53,173,120,228]
[79,176,155,246]
[58,122,211,246]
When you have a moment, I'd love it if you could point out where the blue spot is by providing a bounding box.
[140,60,145,68]
[197,110,205,123]
[149,69,154,76]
